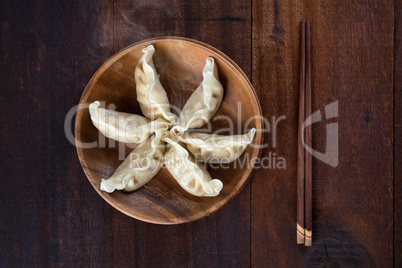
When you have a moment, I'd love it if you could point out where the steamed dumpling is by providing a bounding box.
[179,128,256,163]
[100,131,165,193]
[135,45,175,122]
[172,57,223,133]
[89,101,170,144]
[164,137,223,197]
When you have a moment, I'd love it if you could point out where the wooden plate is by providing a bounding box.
[75,37,263,224]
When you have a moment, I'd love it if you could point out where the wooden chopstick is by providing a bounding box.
[296,19,306,245]
[304,19,312,247]
[297,19,312,246]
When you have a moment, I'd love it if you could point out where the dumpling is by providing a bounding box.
[179,128,256,163]
[172,57,223,133]
[100,130,165,193]
[135,45,175,122]
[89,101,170,144]
[164,137,223,197]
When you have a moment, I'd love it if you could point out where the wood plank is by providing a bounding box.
[0,0,114,266]
[251,0,394,266]
[395,0,402,266]
[111,0,252,267]
[251,1,307,265]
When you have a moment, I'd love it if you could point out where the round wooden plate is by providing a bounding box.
[75,37,263,224]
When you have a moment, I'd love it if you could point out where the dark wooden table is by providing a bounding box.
[1,0,400,266]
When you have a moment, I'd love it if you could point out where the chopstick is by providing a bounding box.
[304,19,312,247]
[296,19,306,245]
[297,19,312,246]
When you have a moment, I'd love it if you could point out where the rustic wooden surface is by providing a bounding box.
[0,0,398,267]
[252,0,394,267]
[395,1,401,267]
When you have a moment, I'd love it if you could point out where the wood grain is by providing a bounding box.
[0,0,398,266]
[0,0,115,266]
[252,0,308,265]
[252,0,394,266]
[395,0,402,266]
